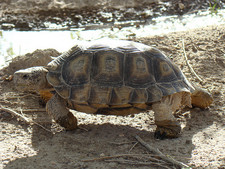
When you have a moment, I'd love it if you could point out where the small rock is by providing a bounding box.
[185,139,192,144]
[178,3,185,10]
[100,153,105,157]
[215,57,225,68]
[1,23,15,30]
[2,130,7,134]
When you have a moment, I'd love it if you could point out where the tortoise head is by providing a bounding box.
[191,87,213,109]
[13,66,50,92]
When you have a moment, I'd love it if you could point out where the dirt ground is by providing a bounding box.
[1,0,222,30]
[0,24,224,169]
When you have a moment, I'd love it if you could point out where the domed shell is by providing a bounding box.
[46,39,194,112]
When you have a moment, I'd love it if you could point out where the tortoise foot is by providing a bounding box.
[154,125,181,140]
[56,111,78,130]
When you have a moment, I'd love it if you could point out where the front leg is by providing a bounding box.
[46,94,77,130]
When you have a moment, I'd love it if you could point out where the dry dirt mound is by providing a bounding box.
[0,25,225,168]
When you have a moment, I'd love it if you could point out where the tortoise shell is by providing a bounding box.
[46,39,194,115]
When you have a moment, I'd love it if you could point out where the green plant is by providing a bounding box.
[70,31,84,40]
[209,0,221,14]
[7,46,14,56]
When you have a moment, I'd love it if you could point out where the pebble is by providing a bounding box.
[1,23,15,30]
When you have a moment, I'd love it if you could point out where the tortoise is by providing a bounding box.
[13,39,213,139]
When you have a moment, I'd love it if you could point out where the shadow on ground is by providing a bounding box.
[2,105,214,169]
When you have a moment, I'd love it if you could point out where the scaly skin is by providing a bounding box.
[155,125,181,139]
[46,94,77,130]
[191,87,213,109]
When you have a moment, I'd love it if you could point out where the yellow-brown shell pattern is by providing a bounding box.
[46,39,194,108]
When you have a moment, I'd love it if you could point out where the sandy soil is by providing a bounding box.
[0,0,219,30]
[0,25,225,169]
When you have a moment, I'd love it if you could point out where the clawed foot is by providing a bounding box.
[56,111,78,130]
[154,125,181,140]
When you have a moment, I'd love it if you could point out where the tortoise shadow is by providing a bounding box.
[3,106,215,169]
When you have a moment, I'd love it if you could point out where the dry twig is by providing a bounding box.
[82,154,133,162]
[19,108,52,133]
[135,135,190,168]
[4,93,40,99]
[82,154,159,162]
[77,126,89,132]
[17,108,46,112]
[108,141,136,145]
[0,106,30,123]
[82,153,170,168]
[0,106,52,133]
[105,159,171,169]
[128,141,138,153]
[182,39,203,82]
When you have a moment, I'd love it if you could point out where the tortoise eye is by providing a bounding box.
[23,74,29,79]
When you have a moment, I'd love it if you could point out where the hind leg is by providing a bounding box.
[46,94,77,130]
[152,92,191,139]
